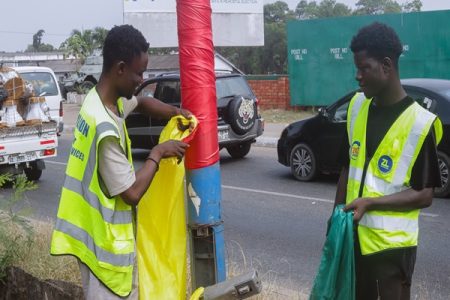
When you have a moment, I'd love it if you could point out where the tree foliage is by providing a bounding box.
[25,29,55,52]
[59,27,109,61]
[0,174,37,280]
[218,0,422,74]
[354,0,401,15]
[33,30,45,51]
[296,0,352,19]
[402,0,422,12]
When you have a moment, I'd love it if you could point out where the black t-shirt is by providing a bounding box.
[339,96,441,190]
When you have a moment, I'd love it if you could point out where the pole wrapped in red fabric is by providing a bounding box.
[177,0,219,170]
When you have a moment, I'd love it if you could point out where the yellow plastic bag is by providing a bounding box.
[137,115,198,300]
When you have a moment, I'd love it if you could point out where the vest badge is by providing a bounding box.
[378,155,393,173]
[350,141,360,160]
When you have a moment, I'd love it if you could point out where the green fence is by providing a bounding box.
[287,10,450,106]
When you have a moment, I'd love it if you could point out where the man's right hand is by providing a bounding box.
[151,140,189,161]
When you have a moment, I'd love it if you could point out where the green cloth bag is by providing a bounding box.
[309,205,355,300]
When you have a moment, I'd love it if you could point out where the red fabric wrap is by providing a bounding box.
[177,0,219,169]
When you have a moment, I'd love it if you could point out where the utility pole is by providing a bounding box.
[176,0,226,289]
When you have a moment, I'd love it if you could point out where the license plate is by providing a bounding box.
[218,129,229,142]
[8,153,35,164]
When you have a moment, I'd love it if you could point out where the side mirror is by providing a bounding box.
[318,107,328,118]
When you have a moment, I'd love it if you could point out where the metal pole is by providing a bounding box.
[176,0,226,290]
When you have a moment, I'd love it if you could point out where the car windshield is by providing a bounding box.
[19,72,58,96]
[216,76,252,99]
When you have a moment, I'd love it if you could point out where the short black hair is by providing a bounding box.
[350,22,403,68]
[102,25,149,72]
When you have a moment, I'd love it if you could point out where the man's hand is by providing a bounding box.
[176,107,192,119]
[343,197,372,222]
[151,140,189,161]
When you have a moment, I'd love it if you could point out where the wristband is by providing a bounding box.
[146,157,159,172]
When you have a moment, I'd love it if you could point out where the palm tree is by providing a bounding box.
[60,27,109,62]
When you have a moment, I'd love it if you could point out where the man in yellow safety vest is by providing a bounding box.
[50,25,191,299]
[334,22,442,300]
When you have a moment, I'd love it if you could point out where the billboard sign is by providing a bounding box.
[123,0,264,47]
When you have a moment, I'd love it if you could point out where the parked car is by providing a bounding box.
[62,54,102,94]
[277,78,450,198]
[126,73,264,158]
[13,66,64,134]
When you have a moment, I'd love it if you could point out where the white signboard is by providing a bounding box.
[123,0,264,47]
[124,0,261,13]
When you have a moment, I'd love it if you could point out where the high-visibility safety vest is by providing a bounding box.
[346,92,442,255]
[51,88,135,296]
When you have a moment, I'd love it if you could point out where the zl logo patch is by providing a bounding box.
[378,155,393,173]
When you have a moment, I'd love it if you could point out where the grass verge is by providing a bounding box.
[9,220,309,299]
[10,220,81,285]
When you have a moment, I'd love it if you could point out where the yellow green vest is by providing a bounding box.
[51,88,134,296]
[346,92,442,255]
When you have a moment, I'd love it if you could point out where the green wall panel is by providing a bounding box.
[287,10,450,106]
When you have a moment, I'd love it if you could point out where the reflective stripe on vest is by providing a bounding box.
[346,93,441,255]
[347,92,366,144]
[359,213,418,233]
[51,89,134,297]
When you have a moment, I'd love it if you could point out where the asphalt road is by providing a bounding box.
[2,132,450,299]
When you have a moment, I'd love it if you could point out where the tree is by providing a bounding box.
[90,27,109,50]
[60,27,109,61]
[32,30,45,51]
[296,0,318,20]
[353,0,402,15]
[264,1,296,23]
[261,1,296,73]
[403,0,422,12]
[25,29,55,52]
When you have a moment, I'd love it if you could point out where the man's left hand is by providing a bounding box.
[343,197,372,222]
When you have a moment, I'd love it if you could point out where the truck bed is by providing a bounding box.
[0,121,58,165]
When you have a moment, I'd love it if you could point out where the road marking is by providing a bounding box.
[421,212,439,218]
[222,185,334,204]
[45,160,68,166]
[222,185,439,218]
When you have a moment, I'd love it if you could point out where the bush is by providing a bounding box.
[0,174,37,281]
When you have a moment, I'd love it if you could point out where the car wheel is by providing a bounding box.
[227,96,256,135]
[24,162,42,181]
[290,143,317,181]
[80,81,95,94]
[435,151,450,198]
[226,142,252,159]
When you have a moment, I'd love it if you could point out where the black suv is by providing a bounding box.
[126,73,264,158]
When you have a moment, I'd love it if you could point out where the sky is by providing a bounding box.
[0,0,449,53]
[0,0,123,53]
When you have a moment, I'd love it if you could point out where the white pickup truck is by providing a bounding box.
[0,66,62,181]
[0,122,58,180]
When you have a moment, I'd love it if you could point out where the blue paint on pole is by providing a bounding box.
[186,162,226,285]
[213,223,226,282]
[187,163,221,223]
